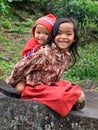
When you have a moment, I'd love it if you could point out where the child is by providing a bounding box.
[6,18,85,117]
[6,14,56,94]
[22,14,57,58]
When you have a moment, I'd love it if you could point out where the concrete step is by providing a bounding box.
[0,80,98,130]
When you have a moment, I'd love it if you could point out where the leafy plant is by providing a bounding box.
[0,0,10,14]
[39,0,98,38]
[1,19,11,29]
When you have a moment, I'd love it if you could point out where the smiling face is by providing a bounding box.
[34,24,49,45]
[54,22,75,52]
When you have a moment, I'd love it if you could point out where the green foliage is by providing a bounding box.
[0,0,10,14]
[9,20,34,34]
[1,19,11,29]
[42,0,98,23]
[2,0,97,42]
[9,27,31,34]
[37,0,98,38]
[0,16,34,34]
[79,22,98,46]
[21,20,35,27]
[62,42,98,83]
[25,0,98,44]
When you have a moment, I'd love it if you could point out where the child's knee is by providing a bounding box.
[15,82,25,95]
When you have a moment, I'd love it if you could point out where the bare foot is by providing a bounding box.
[77,91,85,103]
[73,91,85,110]
[72,100,85,110]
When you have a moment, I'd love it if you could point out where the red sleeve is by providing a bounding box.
[22,38,36,58]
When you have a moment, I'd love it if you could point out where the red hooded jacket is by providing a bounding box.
[22,38,41,58]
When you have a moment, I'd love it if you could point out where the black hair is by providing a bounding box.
[47,18,79,65]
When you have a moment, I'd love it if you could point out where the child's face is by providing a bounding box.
[54,22,75,52]
[34,24,49,45]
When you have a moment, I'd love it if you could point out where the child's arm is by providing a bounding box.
[22,38,41,58]
[22,38,35,58]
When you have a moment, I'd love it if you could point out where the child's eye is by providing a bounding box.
[45,32,49,35]
[67,33,72,36]
[35,31,40,34]
[37,32,40,34]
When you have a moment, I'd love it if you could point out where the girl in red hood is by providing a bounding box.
[22,14,56,58]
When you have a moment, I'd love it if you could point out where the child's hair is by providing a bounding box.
[47,18,79,65]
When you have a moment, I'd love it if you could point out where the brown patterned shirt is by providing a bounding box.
[7,43,72,87]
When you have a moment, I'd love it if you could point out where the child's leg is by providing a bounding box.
[15,81,25,95]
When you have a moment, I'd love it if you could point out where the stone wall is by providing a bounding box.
[0,80,98,130]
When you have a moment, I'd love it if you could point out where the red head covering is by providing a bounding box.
[32,14,56,36]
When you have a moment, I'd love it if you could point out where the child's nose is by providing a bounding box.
[61,34,67,38]
[40,33,43,36]
[40,33,45,37]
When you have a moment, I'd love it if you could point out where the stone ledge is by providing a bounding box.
[0,80,98,130]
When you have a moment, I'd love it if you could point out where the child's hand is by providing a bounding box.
[5,77,11,84]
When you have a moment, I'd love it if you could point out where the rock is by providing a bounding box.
[0,80,98,130]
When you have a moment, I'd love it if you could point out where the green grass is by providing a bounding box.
[0,34,24,80]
